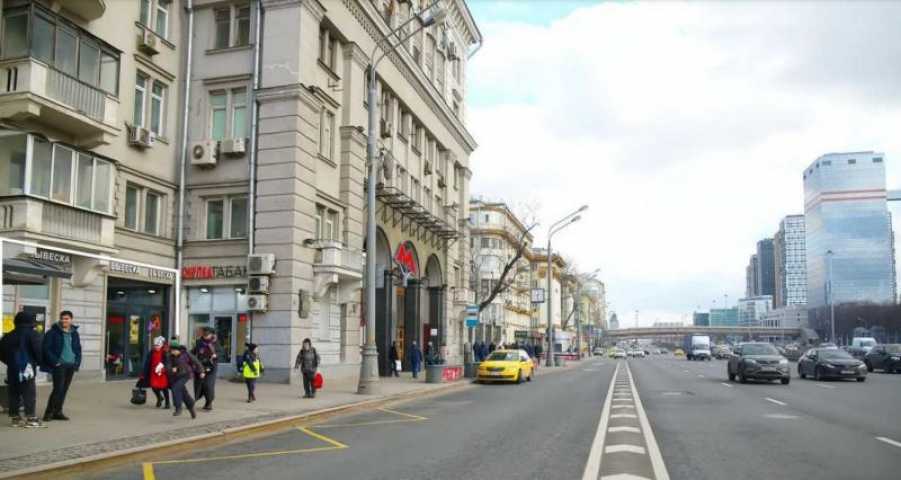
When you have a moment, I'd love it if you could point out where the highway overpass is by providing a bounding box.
[603,325,802,340]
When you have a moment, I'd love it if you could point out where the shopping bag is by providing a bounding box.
[130,388,147,405]
[394,360,402,372]
[313,371,323,390]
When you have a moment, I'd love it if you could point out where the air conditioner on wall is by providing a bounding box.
[128,125,155,149]
[190,140,218,167]
[248,275,270,294]
[248,253,276,275]
[220,138,246,156]
[137,29,159,56]
[247,294,269,312]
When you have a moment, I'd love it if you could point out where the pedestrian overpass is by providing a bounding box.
[604,326,802,341]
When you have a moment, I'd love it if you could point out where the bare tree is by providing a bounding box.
[477,223,537,312]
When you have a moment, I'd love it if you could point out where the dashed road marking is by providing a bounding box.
[876,437,901,449]
[625,362,670,480]
[815,384,836,389]
[720,382,733,388]
[611,405,635,410]
[608,426,641,433]
[600,474,652,480]
[606,445,647,454]
[765,397,787,406]
[610,413,638,419]
[763,413,799,419]
[582,363,620,480]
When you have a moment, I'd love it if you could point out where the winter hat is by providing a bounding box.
[153,336,166,348]
[169,340,183,350]
[245,342,258,351]
[14,311,36,327]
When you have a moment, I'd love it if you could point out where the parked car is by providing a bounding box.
[593,347,605,356]
[476,349,534,384]
[798,348,866,382]
[843,345,868,360]
[631,349,645,358]
[864,344,901,373]
[819,342,838,349]
[727,342,790,384]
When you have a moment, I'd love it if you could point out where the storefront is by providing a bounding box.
[182,263,250,378]
[105,278,169,379]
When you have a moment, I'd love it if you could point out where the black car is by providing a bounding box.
[844,346,868,360]
[798,348,867,382]
[727,342,790,385]
[864,344,901,373]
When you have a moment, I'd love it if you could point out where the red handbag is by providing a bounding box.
[313,371,323,390]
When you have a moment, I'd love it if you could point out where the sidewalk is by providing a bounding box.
[0,371,451,477]
[0,357,586,478]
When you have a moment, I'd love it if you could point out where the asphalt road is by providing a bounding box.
[83,355,901,480]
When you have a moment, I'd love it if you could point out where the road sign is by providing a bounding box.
[465,304,479,328]
[465,318,479,328]
[531,288,546,304]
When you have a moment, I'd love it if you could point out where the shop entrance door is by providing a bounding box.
[105,282,168,380]
[214,315,235,376]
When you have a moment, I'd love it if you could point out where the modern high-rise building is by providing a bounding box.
[709,308,739,326]
[745,254,759,297]
[738,295,773,326]
[608,312,619,330]
[756,238,775,297]
[804,152,896,308]
[774,215,807,307]
[693,312,710,326]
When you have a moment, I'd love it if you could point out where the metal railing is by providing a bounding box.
[46,66,105,121]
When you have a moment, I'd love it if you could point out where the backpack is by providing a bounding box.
[14,334,35,382]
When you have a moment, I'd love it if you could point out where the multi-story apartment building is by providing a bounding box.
[756,238,775,297]
[468,200,533,345]
[530,247,565,340]
[1,0,184,381]
[1,0,482,384]
[774,214,807,307]
[804,152,895,309]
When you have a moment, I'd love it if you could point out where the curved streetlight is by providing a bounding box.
[360,1,448,395]
[545,206,588,367]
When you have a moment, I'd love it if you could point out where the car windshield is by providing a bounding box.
[884,345,901,353]
[819,350,853,360]
[487,352,518,361]
[742,344,780,356]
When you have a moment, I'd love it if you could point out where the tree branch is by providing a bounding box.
[478,223,537,312]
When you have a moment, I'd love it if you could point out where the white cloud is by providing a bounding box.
[467,1,901,326]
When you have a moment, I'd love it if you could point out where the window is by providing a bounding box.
[412,122,422,152]
[134,73,167,135]
[481,237,489,248]
[874,157,883,163]
[206,196,247,240]
[2,8,28,58]
[150,80,166,135]
[209,88,248,141]
[319,27,338,70]
[213,3,251,49]
[320,109,335,159]
[140,0,169,38]
[315,205,340,241]
[124,184,165,235]
[134,74,147,127]
[0,133,112,213]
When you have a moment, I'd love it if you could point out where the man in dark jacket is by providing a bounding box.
[408,341,423,379]
[166,342,198,419]
[192,328,219,410]
[294,339,320,398]
[41,310,81,421]
[0,312,44,428]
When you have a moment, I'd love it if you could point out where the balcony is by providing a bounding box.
[312,240,364,299]
[0,197,116,251]
[58,0,106,22]
[375,184,461,245]
[453,287,475,305]
[0,58,118,148]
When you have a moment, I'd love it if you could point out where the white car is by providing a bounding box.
[613,349,627,359]
[630,349,645,358]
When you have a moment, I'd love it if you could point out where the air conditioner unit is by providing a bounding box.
[380,119,393,138]
[248,275,271,294]
[128,125,155,148]
[220,138,246,156]
[248,253,276,275]
[423,159,432,175]
[247,294,269,312]
[137,29,159,56]
[190,140,218,167]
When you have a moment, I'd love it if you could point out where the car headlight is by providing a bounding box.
[779,359,788,365]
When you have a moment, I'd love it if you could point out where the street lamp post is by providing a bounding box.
[359,1,447,395]
[545,206,588,367]
[827,250,836,343]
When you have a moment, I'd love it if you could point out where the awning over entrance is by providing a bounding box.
[2,257,72,285]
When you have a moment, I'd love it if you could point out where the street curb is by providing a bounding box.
[0,380,471,480]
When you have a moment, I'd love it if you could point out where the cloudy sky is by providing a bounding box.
[465,0,901,327]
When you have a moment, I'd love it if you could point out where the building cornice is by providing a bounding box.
[340,125,367,147]
[343,42,369,67]
[255,83,322,112]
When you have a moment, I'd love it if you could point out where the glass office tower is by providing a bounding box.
[804,152,895,308]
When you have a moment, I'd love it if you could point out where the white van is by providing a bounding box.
[851,337,878,353]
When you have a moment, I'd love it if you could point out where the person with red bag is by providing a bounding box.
[293,338,320,398]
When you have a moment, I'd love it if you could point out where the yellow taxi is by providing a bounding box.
[674,348,686,358]
[477,349,534,384]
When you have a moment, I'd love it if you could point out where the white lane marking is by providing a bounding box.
[763,413,799,419]
[605,444,647,454]
[815,384,836,389]
[876,437,901,449]
[612,398,633,402]
[581,363,620,480]
[610,413,638,419]
[611,405,635,410]
[720,382,733,388]
[600,474,652,480]
[625,362,671,480]
[682,369,690,373]
[661,392,682,396]
[696,374,704,378]
[765,397,787,406]
[608,426,641,433]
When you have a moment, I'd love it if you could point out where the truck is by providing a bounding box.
[682,335,712,361]
[851,337,878,354]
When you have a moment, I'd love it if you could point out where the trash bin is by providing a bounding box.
[426,364,445,383]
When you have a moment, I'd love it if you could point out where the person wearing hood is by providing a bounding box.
[40,311,81,422]
[0,311,44,428]
[140,336,170,408]
[192,328,220,411]
[408,341,423,379]
[294,339,320,398]
[166,341,199,419]
[239,343,263,402]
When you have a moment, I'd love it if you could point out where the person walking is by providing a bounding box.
[408,341,423,379]
[239,343,263,402]
[40,311,81,422]
[488,342,497,354]
[140,336,170,409]
[294,339,320,398]
[472,341,482,362]
[167,342,198,419]
[389,341,401,377]
[0,312,44,428]
[192,328,219,411]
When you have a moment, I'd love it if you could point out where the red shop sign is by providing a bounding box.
[394,241,417,276]
[182,265,215,280]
